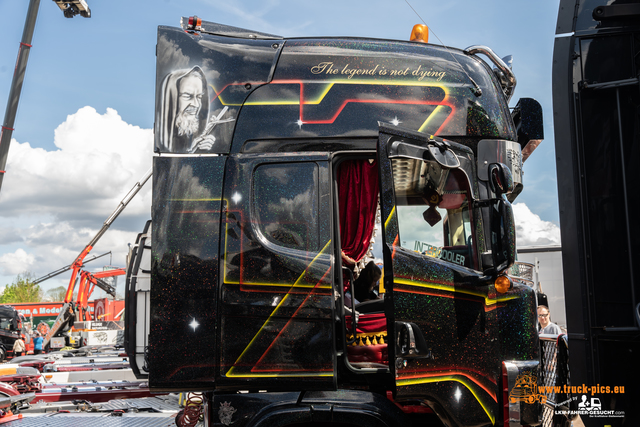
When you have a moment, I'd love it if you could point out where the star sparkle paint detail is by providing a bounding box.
[189,318,200,332]
[455,387,462,401]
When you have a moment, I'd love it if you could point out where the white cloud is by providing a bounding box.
[513,202,561,247]
[0,107,153,290]
[0,249,36,275]
[0,106,153,224]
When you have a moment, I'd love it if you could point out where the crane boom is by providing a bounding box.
[33,251,111,284]
[87,168,152,250]
[0,0,40,194]
[44,168,151,349]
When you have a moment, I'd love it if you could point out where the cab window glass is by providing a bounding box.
[253,163,319,251]
[0,317,11,330]
[392,158,476,269]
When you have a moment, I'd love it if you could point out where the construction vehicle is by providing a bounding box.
[125,17,545,427]
[0,306,29,360]
[60,268,126,349]
[553,1,640,426]
[74,268,125,323]
[42,169,151,350]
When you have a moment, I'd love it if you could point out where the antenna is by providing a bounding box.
[403,0,482,96]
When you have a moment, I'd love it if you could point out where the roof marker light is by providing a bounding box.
[410,24,429,43]
[187,16,202,31]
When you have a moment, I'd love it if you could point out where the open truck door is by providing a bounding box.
[376,123,517,426]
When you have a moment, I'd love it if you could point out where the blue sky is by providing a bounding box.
[0,0,562,295]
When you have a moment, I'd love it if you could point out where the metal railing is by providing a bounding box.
[539,334,573,427]
[508,261,535,287]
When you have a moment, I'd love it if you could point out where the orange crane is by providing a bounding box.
[75,268,125,322]
[42,169,151,350]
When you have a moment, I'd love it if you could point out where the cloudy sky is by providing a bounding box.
[0,0,561,295]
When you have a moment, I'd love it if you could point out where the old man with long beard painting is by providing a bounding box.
[156,66,231,153]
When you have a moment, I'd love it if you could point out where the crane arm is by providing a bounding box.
[63,168,151,301]
[33,251,111,285]
[43,169,151,349]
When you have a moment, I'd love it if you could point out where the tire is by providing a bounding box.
[0,347,6,361]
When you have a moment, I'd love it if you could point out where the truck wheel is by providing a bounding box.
[0,347,6,361]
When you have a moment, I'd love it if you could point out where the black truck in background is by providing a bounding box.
[553,1,640,425]
[0,306,28,360]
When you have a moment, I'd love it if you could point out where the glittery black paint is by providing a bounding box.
[145,20,540,427]
[217,154,336,390]
[154,27,281,154]
[376,126,538,426]
[149,156,225,389]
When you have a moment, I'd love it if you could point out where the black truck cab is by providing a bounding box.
[125,18,544,427]
[0,306,27,360]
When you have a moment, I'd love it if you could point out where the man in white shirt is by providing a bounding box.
[12,337,25,357]
[538,305,562,335]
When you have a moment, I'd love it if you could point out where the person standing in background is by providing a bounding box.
[537,305,562,334]
[33,332,44,354]
[12,337,25,357]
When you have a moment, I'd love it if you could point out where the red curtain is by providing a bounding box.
[338,159,379,265]
[346,313,387,334]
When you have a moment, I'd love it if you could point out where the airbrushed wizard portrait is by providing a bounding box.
[156,65,233,153]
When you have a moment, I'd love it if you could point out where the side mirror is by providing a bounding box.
[477,140,522,201]
[486,197,516,275]
[490,196,516,275]
[511,98,543,163]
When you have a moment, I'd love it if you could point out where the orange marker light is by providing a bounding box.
[495,275,512,294]
[410,24,429,43]
[187,16,202,31]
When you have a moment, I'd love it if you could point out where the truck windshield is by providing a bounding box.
[392,158,477,270]
[0,317,12,330]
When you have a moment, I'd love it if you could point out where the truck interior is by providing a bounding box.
[334,151,476,372]
[335,156,385,370]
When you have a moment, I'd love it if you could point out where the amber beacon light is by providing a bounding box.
[410,24,429,43]
[494,275,512,294]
